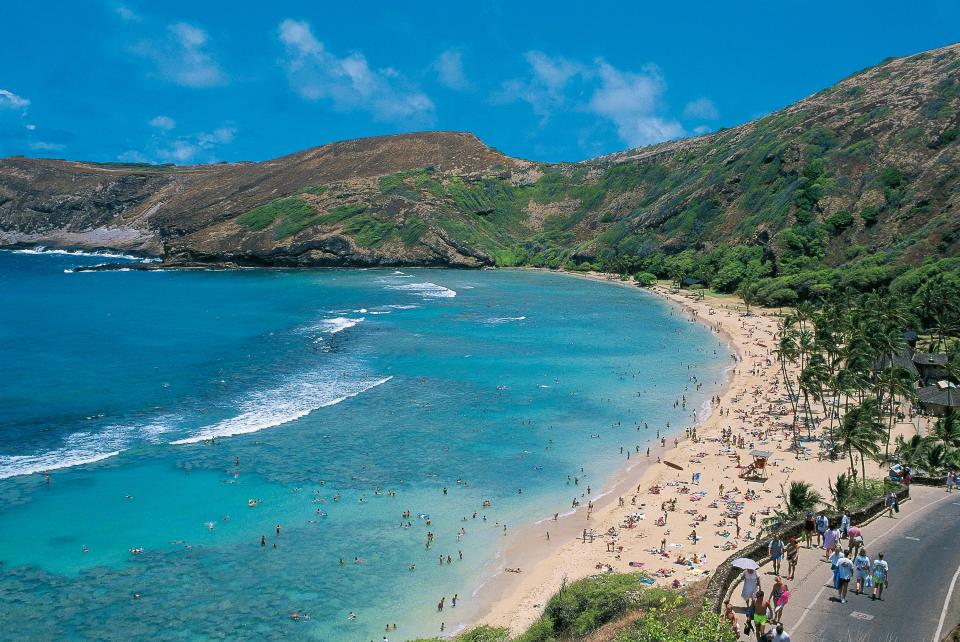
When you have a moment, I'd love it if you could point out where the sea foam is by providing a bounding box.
[170,375,392,445]
[11,246,159,262]
[385,282,457,298]
[318,317,365,334]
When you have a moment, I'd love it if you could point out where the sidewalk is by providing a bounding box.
[727,484,959,641]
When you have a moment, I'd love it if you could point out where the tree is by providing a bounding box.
[780,481,823,519]
[875,366,918,460]
[838,400,885,485]
[922,441,957,475]
[893,433,927,470]
[828,473,854,512]
[932,409,960,447]
[634,272,657,288]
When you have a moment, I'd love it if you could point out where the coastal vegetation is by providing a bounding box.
[410,574,736,642]
[768,286,960,478]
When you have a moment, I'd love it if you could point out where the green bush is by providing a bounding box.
[534,573,660,639]
[861,205,881,226]
[824,210,854,234]
[634,272,657,287]
[617,599,738,642]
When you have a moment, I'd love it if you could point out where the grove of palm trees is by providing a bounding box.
[773,279,960,493]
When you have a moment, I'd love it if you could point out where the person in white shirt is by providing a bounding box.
[769,623,791,641]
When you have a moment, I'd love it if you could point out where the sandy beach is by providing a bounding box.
[470,272,918,635]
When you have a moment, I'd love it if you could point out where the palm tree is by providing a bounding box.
[838,399,885,485]
[893,433,927,470]
[876,366,919,460]
[932,409,960,448]
[828,473,854,512]
[922,441,956,475]
[777,481,823,520]
[775,327,801,450]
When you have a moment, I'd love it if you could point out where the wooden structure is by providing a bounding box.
[740,449,772,479]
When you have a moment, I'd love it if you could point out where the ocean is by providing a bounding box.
[0,250,730,641]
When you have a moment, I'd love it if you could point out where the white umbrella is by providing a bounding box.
[731,558,760,570]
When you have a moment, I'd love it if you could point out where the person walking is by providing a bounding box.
[785,535,799,580]
[853,548,871,595]
[885,491,898,518]
[829,545,843,589]
[823,522,840,560]
[835,551,854,603]
[803,512,815,548]
[769,534,785,576]
[751,589,771,642]
[846,522,863,558]
[769,623,792,642]
[741,568,760,608]
[815,511,828,547]
[770,576,790,623]
[871,552,889,600]
[722,600,738,637]
[839,511,851,538]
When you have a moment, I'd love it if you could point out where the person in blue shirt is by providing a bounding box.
[839,511,851,538]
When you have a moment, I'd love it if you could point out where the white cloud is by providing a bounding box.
[277,19,433,122]
[156,139,199,163]
[434,49,469,90]
[156,126,236,163]
[587,61,684,147]
[121,124,237,165]
[0,89,30,111]
[683,97,719,120]
[496,52,683,147]
[132,22,226,88]
[494,51,583,121]
[29,141,66,152]
[25,123,36,130]
[692,125,712,136]
[196,126,236,146]
[118,150,150,163]
[148,115,176,130]
[114,3,141,22]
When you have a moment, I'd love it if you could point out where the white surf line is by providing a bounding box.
[933,560,960,642]
[792,491,957,632]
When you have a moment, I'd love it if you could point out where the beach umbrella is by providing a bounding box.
[731,558,760,570]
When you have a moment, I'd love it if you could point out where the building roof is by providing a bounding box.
[874,350,920,376]
[917,381,960,407]
[913,352,948,367]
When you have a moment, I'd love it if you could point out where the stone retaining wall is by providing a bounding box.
[703,483,911,613]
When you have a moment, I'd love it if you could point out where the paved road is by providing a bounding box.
[782,485,960,642]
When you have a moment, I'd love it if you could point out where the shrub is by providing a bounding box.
[618,600,738,642]
[533,573,659,639]
[861,205,881,226]
[634,272,657,287]
[824,210,854,234]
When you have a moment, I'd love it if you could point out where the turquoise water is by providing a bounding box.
[0,251,729,641]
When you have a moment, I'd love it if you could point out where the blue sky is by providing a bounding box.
[1,1,958,163]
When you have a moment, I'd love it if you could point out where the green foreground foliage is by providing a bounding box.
[409,574,735,642]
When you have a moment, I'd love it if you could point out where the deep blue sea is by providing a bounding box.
[0,250,729,641]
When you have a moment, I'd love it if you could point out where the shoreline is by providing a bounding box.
[462,270,752,635]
